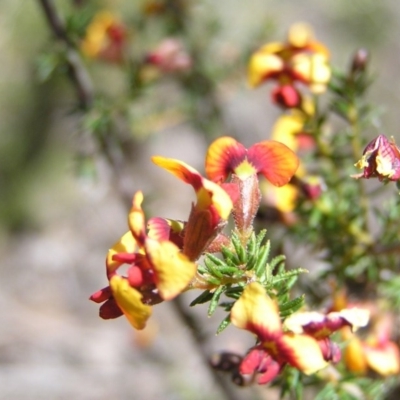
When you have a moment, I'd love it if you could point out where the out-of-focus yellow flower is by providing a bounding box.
[259,111,320,222]
[248,22,331,109]
[81,11,127,63]
[343,315,400,376]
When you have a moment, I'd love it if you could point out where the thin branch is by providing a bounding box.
[37,0,94,109]
[171,297,253,400]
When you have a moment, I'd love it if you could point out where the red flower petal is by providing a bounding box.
[89,286,112,303]
[248,141,299,186]
[152,156,203,191]
[205,137,247,183]
[147,217,185,249]
[99,298,124,319]
[230,282,282,341]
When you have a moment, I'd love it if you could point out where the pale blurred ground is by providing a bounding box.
[1,1,400,399]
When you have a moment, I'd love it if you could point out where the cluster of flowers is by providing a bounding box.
[90,136,299,329]
[248,24,328,223]
[80,11,192,72]
[89,17,400,387]
[90,132,370,384]
[248,22,331,109]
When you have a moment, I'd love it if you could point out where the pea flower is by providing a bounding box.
[90,191,196,330]
[81,11,127,63]
[248,22,331,108]
[353,134,400,181]
[152,156,233,261]
[205,136,299,237]
[230,283,328,384]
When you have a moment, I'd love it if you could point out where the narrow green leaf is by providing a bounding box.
[204,257,223,278]
[206,276,222,285]
[220,246,240,265]
[205,254,226,267]
[218,265,243,276]
[256,230,267,247]
[255,243,270,278]
[246,232,257,257]
[218,301,235,311]
[231,234,247,263]
[189,290,213,306]
[279,295,305,317]
[272,268,308,284]
[208,285,226,316]
[197,265,208,275]
[269,254,286,274]
[216,315,231,335]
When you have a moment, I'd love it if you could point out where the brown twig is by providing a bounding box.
[171,296,253,400]
[37,0,94,109]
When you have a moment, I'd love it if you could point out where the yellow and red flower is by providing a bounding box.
[248,22,331,109]
[152,156,233,260]
[230,283,328,384]
[90,191,196,330]
[206,136,299,186]
[205,136,299,237]
[230,284,371,384]
[81,11,127,63]
[353,134,400,181]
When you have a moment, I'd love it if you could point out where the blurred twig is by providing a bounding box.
[36,2,249,398]
[37,0,94,109]
[171,296,253,400]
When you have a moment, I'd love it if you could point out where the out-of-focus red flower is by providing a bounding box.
[353,134,400,181]
[81,11,127,63]
[145,38,192,73]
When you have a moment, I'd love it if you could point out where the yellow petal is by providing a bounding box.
[365,342,400,376]
[287,22,314,48]
[280,333,328,374]
[271,114,305,152]
[230,282,281,340]
[145,239,196,300]
[153,155,232,219]
[261,180,298,213]
[152,156,202,190]
[198,179,233,220]
[343,332,368,374]
[106,231,137,273]
[110,275,152,330]
[291,53,331,92]
[248,51,284,87]
[128,191,146,243]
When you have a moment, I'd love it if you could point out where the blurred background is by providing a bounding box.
[1,1,400,399]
